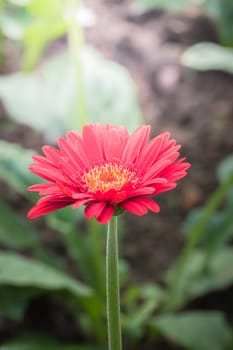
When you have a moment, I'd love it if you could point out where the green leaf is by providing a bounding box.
[0,252,92,298]
[22,0,67,69]
[0,47,142,140]
[0,199,65,268]
[203,0,233,47]
[151,311,233,350]
[182,43,233,74]
[183,204,233,252]
[0,334,104,350]
[0,140,39,198]
[190,247,233,297]
[123,284,164,338]
[217,155,233,202]
[0,199,40,249]
[0,286,36,321]
[165,250,205,308]
[167,247,233,305]
[217,155,233,183]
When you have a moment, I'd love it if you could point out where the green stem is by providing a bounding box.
[106,217,122,350]
[68,0,88,129]
[0,1,6,70]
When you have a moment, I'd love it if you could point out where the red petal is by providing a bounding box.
[136,132,169,169]
[58,137,84,170]
[120,197,160,216]
[120,200,148,216]
[141,159,171,184]
[122,125,150,163]
[66,130,90,166]
[32,155,58,168]
[84,202,106,219]
[104,126,128,161]
[29,164,68,184]
[135,198,160,213]
[27,183,59,195]
[97,205,115,224]
[42,145,61,164]
[72,198,91,209]
[82,124,104,162]
[27,196,74,219]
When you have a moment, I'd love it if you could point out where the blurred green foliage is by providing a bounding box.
[1,130,233,350]
[0,48,142,139]
[0,0,67,69]
[0,0,233,349]
[151,312,232,350]
[182,42,233,74]
[0,334,105,350]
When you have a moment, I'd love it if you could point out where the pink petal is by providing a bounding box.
[120,200,148,216]
[84,202,106,220]
[27,183,59,195]
[141,159,172,184]
[57,137,84,170]
[29,165,68,184]
[120,197,160,216]
[136,132,170,169]
[155,182,177,194]
[104,126,129,161]
[42,145,61,164]
[82,124,104,162]
[128,186,156,197]
[135,198,160,213]
[27,196,74,219]
[66,130,90,166]
[72,198,91,209]
[97,205,115,224]
[32,155,58,168]
[122,125,151,163]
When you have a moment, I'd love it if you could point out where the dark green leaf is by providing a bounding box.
[0,333,104,350]
[0,252,92,297]
[190,247,233,297]
[0,286,37,321]
[123,284,164,338]
[0,140,39,198]
[151,311,233,350]
[218,155,233,182]
[0,199,40,249]
[182,204,233,252]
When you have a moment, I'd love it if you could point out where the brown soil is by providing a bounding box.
[84,0,233,283]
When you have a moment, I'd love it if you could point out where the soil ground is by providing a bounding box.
[85,0,233,282]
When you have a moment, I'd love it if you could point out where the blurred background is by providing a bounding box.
[0,0,233,349]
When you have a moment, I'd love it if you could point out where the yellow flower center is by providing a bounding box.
[82,163,137,193]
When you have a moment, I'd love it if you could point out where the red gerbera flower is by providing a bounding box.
[27,124,190,224]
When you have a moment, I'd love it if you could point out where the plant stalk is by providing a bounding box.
[68,0,88,129]
[164,174,233,311]
[106,216,122,350]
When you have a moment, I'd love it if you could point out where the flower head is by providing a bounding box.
[27,124,190,224]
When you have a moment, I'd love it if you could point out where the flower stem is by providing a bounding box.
[106,217,122,350]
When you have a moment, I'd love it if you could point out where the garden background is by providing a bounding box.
[0,0,233,349]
